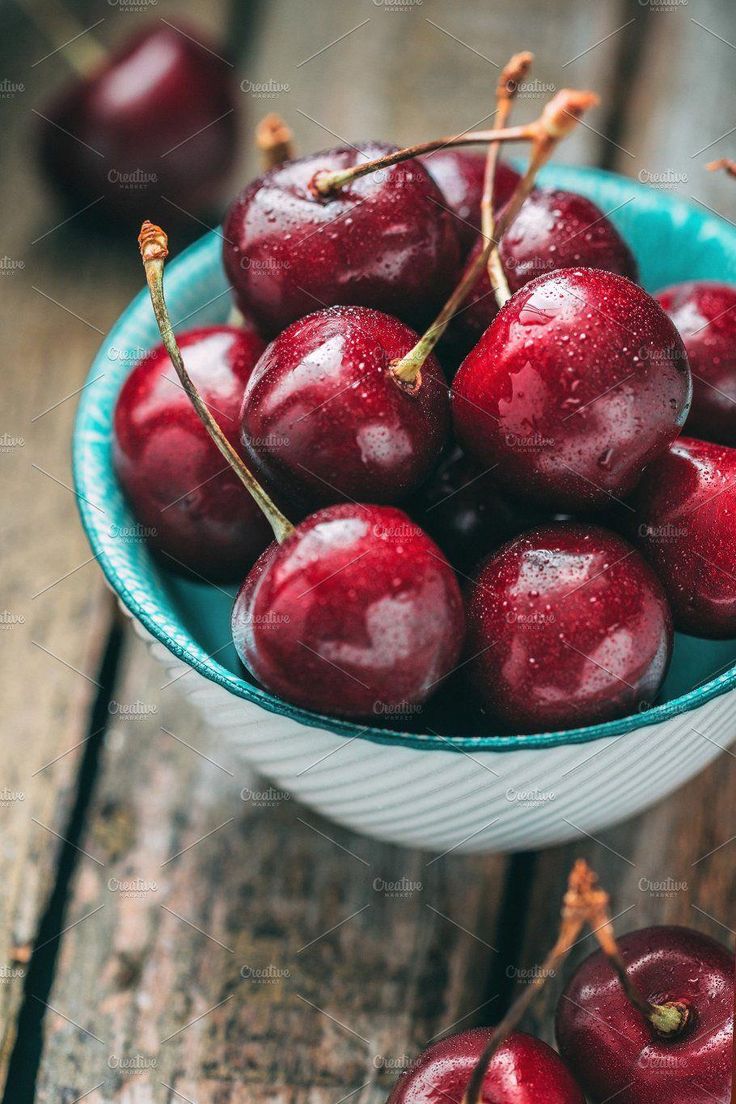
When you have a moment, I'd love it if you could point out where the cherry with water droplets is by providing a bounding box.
[239,305,450,511]
[232,503,464,719]
[387,1029,584,1104]
[556,926,734,1104]
[223,143,462,337]
[656,281,736,446]
[452,267,691,512]
[464,523,673,732]
[453,189,639,347]
[113,325,271,582]
[39,22,239,222]
[419,149,521,254]
[630,436,736,637]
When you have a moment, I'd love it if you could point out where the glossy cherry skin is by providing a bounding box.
[452,268,691,512]
[556,926,734,1104]
[419,150,521,253]
[409,444,540,573]
[39,23,238,222]
[113,326,271,582]
[387,1028,584,1104]
[231,504,465,719]
[656,282,736,445]
[453,189,639,347]
[223,143,461,337]
[239,306,450,510]
[629,437,736,637]
[465,523,673,733]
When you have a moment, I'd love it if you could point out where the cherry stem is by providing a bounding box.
[481,51,534,307]
[707,157,736,180]
[256,113,295,170]
[461,860,603,1104]
[17,0,107,77]
[311,124,538,198]
[137,221,295,545]
[582,882,690,1039]
[390,87,599,386]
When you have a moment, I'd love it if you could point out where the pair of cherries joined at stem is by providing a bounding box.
[386,862,733,1104]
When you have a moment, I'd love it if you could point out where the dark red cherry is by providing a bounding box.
[231,504,464,719]
[113,325,271,582]
[39,23,238,222]
[222,143,461,337]
[556,926,734,1104]
[453,189,639,347]
[419,149,521,253]
[387,1028,584,1104]
[409,444,540,573]
[452,268,691,512]
[629,436,736,637]
[465,523,673,732]
[239,306,450,510]
[656,281,736,446]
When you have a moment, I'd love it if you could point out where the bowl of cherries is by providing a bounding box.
[73,62,736,854]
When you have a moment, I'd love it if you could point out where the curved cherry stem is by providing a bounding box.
[138,221,295,544]
[256,113,295,170]
[17,0,107,76]
[581,879,690,1039]
[461,860,602,1104]
[390,87,599,387]
[481,51,534,307]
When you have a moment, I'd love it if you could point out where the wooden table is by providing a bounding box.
[1,0,734,1100]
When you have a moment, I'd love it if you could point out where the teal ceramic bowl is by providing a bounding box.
[73,165,736,852]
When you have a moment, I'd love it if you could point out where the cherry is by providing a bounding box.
[464,523,673,733]
[238,306,450,510]
[419,149,521,253]
[453,188,639,347]
[139,222,464,719]
[222,143,462,337]
[113,325,271,582]
[409,444,540,573]
[556,926,734,1104]
[629,436,736,637]
[452,268,691,512]
[232,503,464,718]
[387,1029,584,1104]
[39,22,238,222]
[656,281,736,446]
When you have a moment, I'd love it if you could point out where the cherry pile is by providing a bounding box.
[113,57,736,733]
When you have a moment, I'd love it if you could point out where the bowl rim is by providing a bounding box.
[73,163,736,754]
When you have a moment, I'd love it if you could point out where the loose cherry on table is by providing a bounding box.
[39,22,239,222]
[113,325,270,582]
[419,149,521,254]
[452,267,692,512]
[464,523,673,733]
[656,281,736,446]
[223,142,463,337]
[387,1029,584,1104]
[139,222,464,720]
[452,188,639,348]
[556,925,734,1104]
[238,305,450,511]
[629,436,736,638]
